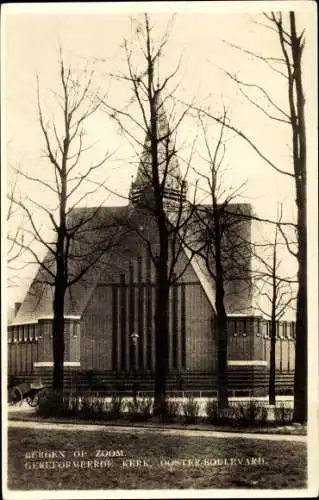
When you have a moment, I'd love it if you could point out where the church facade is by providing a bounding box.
[8,205,296,396]
[7,103,296,396]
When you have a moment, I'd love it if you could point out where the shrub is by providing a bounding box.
[62,393,78,417]
[80,394,94,419]
[259,404,268,425]
[139,396,153,419]
[219,405,237,423]
[127,397,153,422]
[159,399,181,423]
[95,396,107,419]
[205,399,220,424]
[78,394,107,420]
[181,396,200,424]
[37,390,65,417]
[235,400,263,426]
[106,394,125,420]
[205,399,269,427]
[126,400,139,421]
[205,400,237,425]
[37,391,110,420]
[275,404,293,425]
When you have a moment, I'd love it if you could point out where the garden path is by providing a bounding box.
[7,420,306,442]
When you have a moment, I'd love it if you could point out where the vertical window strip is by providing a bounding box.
[71,321,79,338]
[146,283,152,371]
[112,286,118,371]
[255,318,260,335]
[172,282,178,369]
[120,274,126,372]
[129,262,135,368]
[137,257,143,371]
[181,283,186,370]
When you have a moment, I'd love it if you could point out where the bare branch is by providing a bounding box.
[184,103,294,178]
[12,166,59,195]
[221,39,288,78]
[218,67,290,120]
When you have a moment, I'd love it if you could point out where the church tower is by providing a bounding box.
[129,95,187,212]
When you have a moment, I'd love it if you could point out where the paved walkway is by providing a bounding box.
[8,420,307,442]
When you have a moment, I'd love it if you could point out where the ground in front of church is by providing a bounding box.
[7,425,306,490]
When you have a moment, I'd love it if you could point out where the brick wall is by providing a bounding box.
[7,319,81,376]
[80,286,113,370]
[7,324,39,376]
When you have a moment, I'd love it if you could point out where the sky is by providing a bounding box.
[2,1,317,318]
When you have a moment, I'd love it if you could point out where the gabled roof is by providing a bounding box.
[12,206,129,324]
[12,201,253,325]
[11,87,253,325]
[183,247,216,313]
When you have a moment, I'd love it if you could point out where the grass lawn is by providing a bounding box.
[7,428,307,490]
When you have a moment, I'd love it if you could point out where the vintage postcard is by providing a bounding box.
[1,1,318,498]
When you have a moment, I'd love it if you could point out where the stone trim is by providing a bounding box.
[37,315,81,321]
[33,361,80,367]
[227,313,261,318]
[10,316,81,326]
[228,360,268,366]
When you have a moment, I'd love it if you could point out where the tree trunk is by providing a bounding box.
[52,230,66,393]
[289,11,307,424]
[269,316,276,406]
[293,190,307,422]
[269,240,277,406]
[214,205,229,409]
[52,281,66,392]
[216,310,228,408]
[154,262,169,413]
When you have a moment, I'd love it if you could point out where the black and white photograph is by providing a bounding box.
[1,1,318,498]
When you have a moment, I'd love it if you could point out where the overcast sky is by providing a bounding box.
[2,1,317,316]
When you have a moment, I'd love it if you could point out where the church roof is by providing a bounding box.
[12,202,253,325]
[12,206,129,324]
[12,94,252,325]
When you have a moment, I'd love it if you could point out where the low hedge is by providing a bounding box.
[36,392,294,426]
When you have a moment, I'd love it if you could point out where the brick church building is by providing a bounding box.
[8,103,296,396]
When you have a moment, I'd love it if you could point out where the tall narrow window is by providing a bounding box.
[112,286,119,371]
[172,281,178,369]
[120,273,127,371]
[146,283,153,370]
[180,283,186,369]
[137,257,143,371]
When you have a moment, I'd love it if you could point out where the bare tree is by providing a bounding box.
[252,208,297,405]
[189,11,307,423]
[186,111,252,409]
[6,171,30,288]
[9,53,122,392]
[100,14,197,412]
